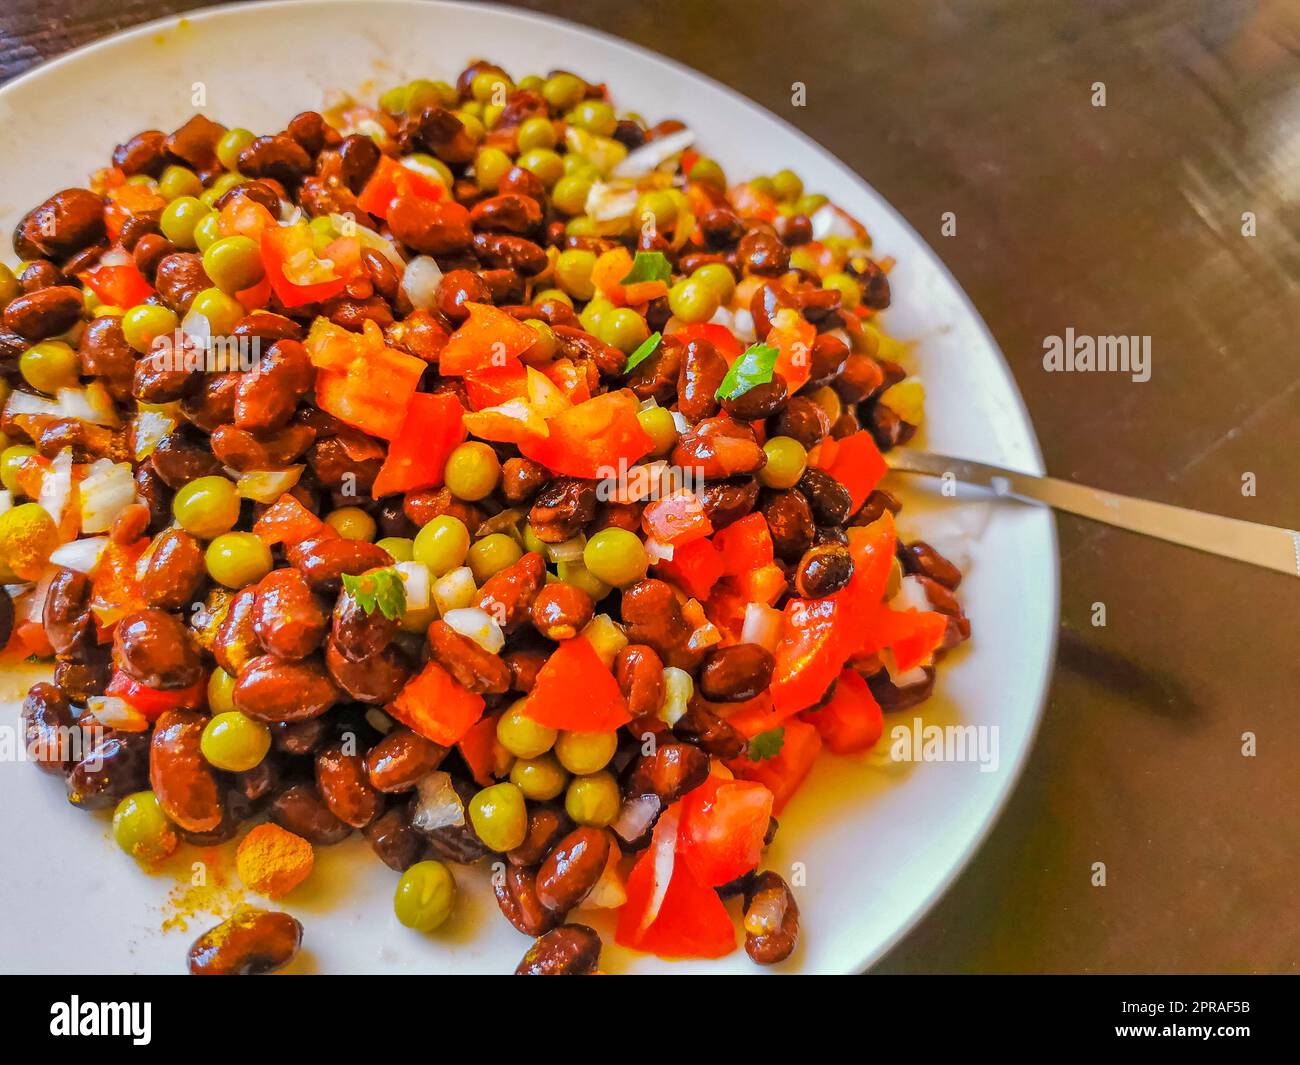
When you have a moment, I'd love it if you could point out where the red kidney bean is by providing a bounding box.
[626,742,710,805]
[723,373,788,421]
[772,395,831,449]
[212,586,262,677]
[798,468,853,526]
[762,489,815,561]
[470,193,542,234]
[65,730,149,810]
[620,580,694,667]
[13,188,105,260]
[150,709,223,832]
[41,568,92,656]
[865,665,937,711]
[153,252,210,313]
[471,232,547,274]
[530,583,594,642]
[674,699,748,760]
[187,909,303,976]
[795,542,854,598]
[699,643,775,702]
[235,339,313,432]
[269,781,352,843]
[22,683,76,774]
[504,647,547,693]
[508,806,573,867]
[901,541,962,590]
[528,478,596,543]
[672,416,767,479]
[743,871,799,964]
[234,655,340,722]
[287,537,392,592]
[697,476,760,530]
[364,728,447,793]
[137,528,206,610]
[114,609,202,690]
[315,741,385,828]
[677,338,727,423]
[2,286,83,340]
[495,865,562,937]
[363,799,425,871]
[613,644,665,717]
[324,639,413,704]
[535,827,611,913]
[515,924,602,975]
[252,568,328,660]
[78,315,135,400]
[426,620,511,694]
[238,134,312,184]
[475,551,546,632]
[331,590,398,661]
[388,195,473,255]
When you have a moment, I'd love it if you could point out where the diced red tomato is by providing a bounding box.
[389,660,485,746]
[456,710,506,788]
[371,392,467,499]
[89,538,149,630]
[677,776,774,887]
[710,514,774,576]
[356,155,446,220]
[641,491,712,546]
[731,562,787,606]
[817,430,887,513]
[722,691,797,739]
[768,314,817,393]
[219,196,277,241]
[730,718,822,813]
[519,390,653,479]
[79,262,153,308]
[461,401,548,444]
[9,621,54,660]
[671,322,744,361]
[463,362,528,410]
[105,670,205,723]
[542,357,591,402]
[253,493,334,546]
[769,596,845,715]
[802,668,883,754]
[307,319,427,440]
[438,302,539,377]
[864,608,948,673]
[260,222,347,307]
[522,636,630,732]
[653,536,724,601]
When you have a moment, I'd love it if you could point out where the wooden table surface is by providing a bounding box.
[3,0,1296,973]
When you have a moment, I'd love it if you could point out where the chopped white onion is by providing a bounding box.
[611,792,661,845]
[887,663,930,687]
[581,843,629,909]
[741,602,785,652]
[400,255,443,310]
[5,390,61,419]
[38,449,74,534]
[546,535,586,563]
[670,410,690,435]
[181,310,212,350]
[707,305,734,330]
[79,460,135,534]
[643,536,674,564]
[442,607,504,654]
[411,771,464,832]
[810,202,869,244]
[49,536,109,574]
[96,246,133,269]
[639,805,680,936]
[236,466,304,504]
[132,409,175,461]
[0,490,12,519]
[584,180,639,222]
[364,707,395,735]
[580,614,628,668]
[394,561,431,611]
[84,696,148,732]
[657,667,693,726]
[891,575,932,615]
[613,128,695,178]
[730,309,756,342]
[431,566,477,615]
[58,384,120,427]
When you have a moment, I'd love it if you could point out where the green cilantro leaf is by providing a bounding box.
[624,331,662,375]
[715,342,778,402]
[342,568,407,621]
[620,251,672,286]
[748,727,785,762]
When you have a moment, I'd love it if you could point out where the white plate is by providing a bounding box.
[0,0,1057,974]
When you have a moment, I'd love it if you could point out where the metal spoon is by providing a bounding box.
[886,449,1300,578]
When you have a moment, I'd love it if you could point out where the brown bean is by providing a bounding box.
[150,709,223,832]
[498,165,546,201]
[315,742,385,828]
[64,729,149,811]
[271,718,329,756]
[152,252,210,314]
[501,457,550,504]
[743,871,799,964]
[23,683,77,774]
[237,134,312,184]
[470,193,542,234]
[699,643,775,702]
[235,339,313,432]
[234,654,340,722]
[150,428,222,488]
[331,589,398,661]
[422,619,509,694]
[626,741,709,805]
[365,728,447,793]
[536,827,611,913]
[677,338,727,423]
[357,798,422,870]
[286,536,392,592]
[269,782,352,843]
[495,865,562,937]
[416,106,477,164]
[901,541,962,590]
[212,180,282,218]
[504,647,547,693]
[810,333,849,380]
[388,195,473,255]
[434,269,490,323]
[471,232,548,274]
[698,476,760,530]
[287,110,341,156]
[12,188,105,261]
[672,417,767,480]
[475,551,546,631]
[2,286,83,341]
[252,568,328,660]
[723,373,788,421]
[528,477,596,543]
[78,315,135,400]
[112,130,168,175]
[552,325,626,378]
[307,430,384,494]
[627,333,683,405]
[854,258,892,310]
[402,486,484,530]
[515,924,601,975]
[795,542,854,598]
[700,206,744,248]
[530,583,594,641]
[762,489,815,561]
[865,665,936,711]
[834,353,885,403]
[737,229,789,276]
[613,644,665,717]
[798,468,853,526]
[620,580,694,667]
[55,647,112,702]
[180,371,240,433]
[187,909,302,976]
[508,806,572,867]
[674,699,748,759]
[164,114,225,171]
[20,259,64,292]
[41,568,92,656]
[772,395,831,450]
[137,528,205,610]
[213,587,262,677]
[114,609,202,689]
[324,639,413,703]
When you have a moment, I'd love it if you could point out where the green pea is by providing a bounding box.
[531,287,572,309]
[517,148,564,188]
[637,405,678,457]
[554,248,597,300]
[542,72,586,112]
[200,711,271,772]
[789,248,821,274]
[202,235,265,294]
[405,152,454,188]
[324,506,377,542]
[157,165,203,201]
[688,156,727,190]
[667,277,720,325]
[468,532,522,584]
[822,271,861,311]
[517,115,557,152]
[794,193,829,216]
[216,128,256,171]
[406,78,456,113]
[565,216,600,238]
[413,515,470,577]
[172,475,240,539]
[126,174,157,190]
[112,792,177,865]
[378,84,411,114]
[517,74,544,93]
[635,190,678,231]
[375,536,414,562]
[759,436,808,489]
[189,287,244,336]
[510,754,568,800]
[482,102,505,130]
[496,701,557,759]
[749,175,776,197]
[0,445,37,495]
[444,441,500,502]
[583,527,648,588]
[772,168,804,202]
[204,531,273,589]
[121,305,179,354]
[692,262,736,305]
[193,211,224,254]
[551,173,593,216]
[564,771,621,827]
[208,171,246,198]
[207,668,237,714]
[522,317,557,360]
[19,340,79,394]
[0,263,21,308]
[456,111,486,143]
[394,860,457,932]
[468,782,528,852]
[567,99,617,137]
[470,71,513,104]
[554,731,617,776]
[578,296,615,335]
[159,196,211,249]
[474,146,513,192]
[555,560,611,602]
[598,307,649,355]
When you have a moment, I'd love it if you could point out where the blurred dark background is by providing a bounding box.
[3,0,1297,973]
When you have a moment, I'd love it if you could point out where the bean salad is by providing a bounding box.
[1,58,970,975]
